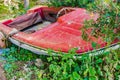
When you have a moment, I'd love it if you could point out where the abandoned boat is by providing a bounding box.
[0,6,120,55]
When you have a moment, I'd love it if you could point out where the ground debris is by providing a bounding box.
[0,63,6,80]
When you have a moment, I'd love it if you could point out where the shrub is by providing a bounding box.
[48,0,94,7]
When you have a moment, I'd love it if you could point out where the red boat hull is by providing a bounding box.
[0,6,119,54]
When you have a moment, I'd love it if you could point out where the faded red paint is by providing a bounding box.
[0,7,119,53]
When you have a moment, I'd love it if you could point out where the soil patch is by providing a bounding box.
[0,61,6,80]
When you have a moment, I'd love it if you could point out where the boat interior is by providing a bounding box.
[6,11,57,34]
[4,7,75,34]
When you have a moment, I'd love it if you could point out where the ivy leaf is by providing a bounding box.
[71,72,82,80]
[116,64,120,70]
[89,67,96,76]
[96,58,103,64]
[91,42,97,49]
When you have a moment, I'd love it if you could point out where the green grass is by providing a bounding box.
[0,0,120,80]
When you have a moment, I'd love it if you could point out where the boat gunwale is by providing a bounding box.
[9,37,120,57]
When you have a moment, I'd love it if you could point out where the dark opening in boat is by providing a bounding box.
[6,11,58,33]
[6,7,75,34]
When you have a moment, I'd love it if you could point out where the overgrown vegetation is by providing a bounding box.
[1,45,120,80]
[0,0,41,20]
[0,0,120,80]
[0,0,24,20]
[48,0,94,7]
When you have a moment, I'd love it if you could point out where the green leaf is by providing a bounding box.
[71,72,83,80]
[89,67,96,76]
[116,64,120,70]
[96,58,103,64]
[91,42,97,49]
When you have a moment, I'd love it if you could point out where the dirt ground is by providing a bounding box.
[0,62,6,80]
